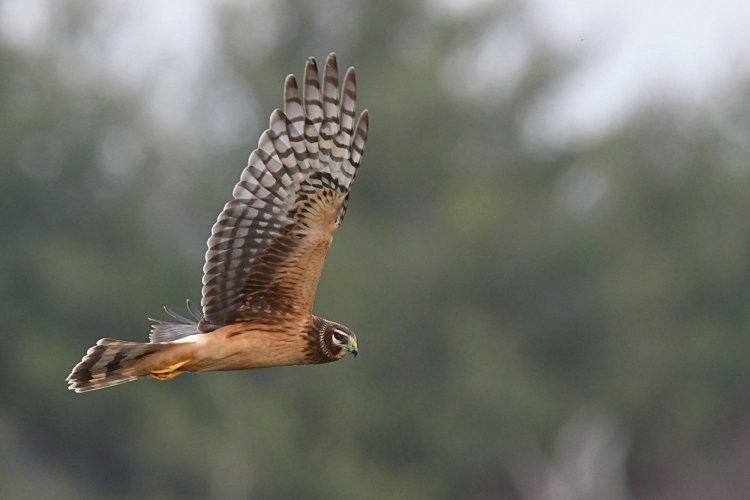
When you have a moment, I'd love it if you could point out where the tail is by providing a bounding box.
[67,338,174,393]
[68,301,203,393]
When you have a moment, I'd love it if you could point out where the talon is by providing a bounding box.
[149,359,191,381]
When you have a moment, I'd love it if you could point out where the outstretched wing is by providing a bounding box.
[200,54,369,329]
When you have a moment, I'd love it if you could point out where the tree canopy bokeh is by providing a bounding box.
[2,0,750,498]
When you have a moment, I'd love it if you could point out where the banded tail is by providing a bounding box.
[67,303,202,393]
[67,339,169,392]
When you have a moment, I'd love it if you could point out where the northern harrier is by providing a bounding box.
[67,54,368,392]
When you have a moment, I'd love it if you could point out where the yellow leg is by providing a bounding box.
[149,359,192,381]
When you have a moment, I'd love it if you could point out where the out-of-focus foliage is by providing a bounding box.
[2,0,750,498]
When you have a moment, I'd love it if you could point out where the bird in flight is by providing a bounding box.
[67,53,369,392]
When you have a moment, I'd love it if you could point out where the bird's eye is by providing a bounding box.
[332,331,345,342]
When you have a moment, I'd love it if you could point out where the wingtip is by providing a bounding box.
[269,108,285,126]
[284,74,297,89]
[325,53,338,74]
[344,66,357,85]
[306,56,319,73]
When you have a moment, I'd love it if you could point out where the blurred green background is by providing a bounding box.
[2,0,750,498]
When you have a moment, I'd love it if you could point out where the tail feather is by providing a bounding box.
[66,338,168,393]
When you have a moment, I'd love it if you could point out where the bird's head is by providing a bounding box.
[322,321,358,360]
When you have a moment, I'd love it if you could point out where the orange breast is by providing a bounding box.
[183,321,313,372]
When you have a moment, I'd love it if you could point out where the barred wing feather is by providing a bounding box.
[200,54,369,328]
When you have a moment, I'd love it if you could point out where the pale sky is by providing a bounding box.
[527,0,750,144]
[2,0,750,146]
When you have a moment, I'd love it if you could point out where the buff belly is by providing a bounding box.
[176,326,311,373]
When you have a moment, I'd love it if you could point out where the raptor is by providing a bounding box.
[67,53,368,392]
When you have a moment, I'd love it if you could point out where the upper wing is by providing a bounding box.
[200,54,369,329]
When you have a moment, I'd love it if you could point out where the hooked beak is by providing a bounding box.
[351,340,358,358]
